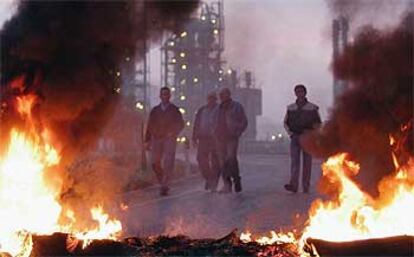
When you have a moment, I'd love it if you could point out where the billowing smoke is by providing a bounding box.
[0,0,199,160]
[0,0,198,228]
[327,0,392,17]
[303,11,413,196]
[326,0,411,26]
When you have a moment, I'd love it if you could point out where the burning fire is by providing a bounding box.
[0,92,122,257]
[242,132,414,255]
[301,152,414,242]
[74,206,122,248]
[0,128,62,256]
[240,231,297,245]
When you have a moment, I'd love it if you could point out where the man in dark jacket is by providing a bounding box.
[283,84,321,193]
[192,91,220,192]
[215,88,248,193]
[145,87,184,196]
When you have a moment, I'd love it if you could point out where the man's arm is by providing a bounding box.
[192,107,202,143]
[174,106,185,135]
[239,104,248,133]
[312,107,322,129]
[234,103,248,137]
[144,108,155,143]
[283,111,293,136]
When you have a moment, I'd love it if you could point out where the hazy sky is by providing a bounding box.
[221,0,410,135]
[0,0,15,26]
[0,0,410,137]
[223,0,332,131]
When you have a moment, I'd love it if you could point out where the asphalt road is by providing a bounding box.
[119,153,323,239]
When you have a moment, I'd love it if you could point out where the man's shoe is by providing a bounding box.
[234,179,242,193]
[284,184,297,193]
[204,181,210,191]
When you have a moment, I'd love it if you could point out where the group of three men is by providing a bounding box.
[145,84,321,196]
[144,87,247,196]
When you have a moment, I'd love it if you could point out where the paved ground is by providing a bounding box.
[119,153,324,239]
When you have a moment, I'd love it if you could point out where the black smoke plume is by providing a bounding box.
[326,0,392,18]
[303,11,413,197]
[0,0,198,227]
[0,0,198,161]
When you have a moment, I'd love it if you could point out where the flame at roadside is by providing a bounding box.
[239,230,310,257]
[240,150,414,256]
[0,95,122,257]
[74,207,122,249]
[301,153,414,243]
[240,231,297,245]
[0,129,61,256]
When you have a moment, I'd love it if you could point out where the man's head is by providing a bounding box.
[207,91,217,106]
[294,84,307,100]
[160,87,171,104]
[219,88,231,103]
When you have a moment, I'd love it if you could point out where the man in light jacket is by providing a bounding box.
[192,91,220,192]
[215,88,248,193]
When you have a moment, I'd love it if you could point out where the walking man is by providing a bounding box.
[284,84,321,193]
[192,91,220,192]
[215,88,248,193]
[145,87,184,196]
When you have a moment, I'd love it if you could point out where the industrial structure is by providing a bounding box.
[332,16,349,98]
[160,0,262,141]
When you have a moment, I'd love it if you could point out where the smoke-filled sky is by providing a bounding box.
[1,0,410,138]
[222,0,333,134]
[0,1,15,26]
[221,0,411,136]
[147,0,410,138]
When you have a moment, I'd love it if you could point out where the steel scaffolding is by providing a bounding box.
[161,1,224,139]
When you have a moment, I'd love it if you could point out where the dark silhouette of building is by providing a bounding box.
[332,16,349,98]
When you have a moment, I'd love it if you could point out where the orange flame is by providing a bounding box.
[0,94,123,257]
[301,153,414,243]
[389,135,401,169]
[0,129,62,256]
[240,119,413,255]
[241,148,414,256]
[120,203,129,211]
[74,206,122,248]
[16,95,38,117]
[240,231,297,245]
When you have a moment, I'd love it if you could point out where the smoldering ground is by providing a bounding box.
[0,0,199,228]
